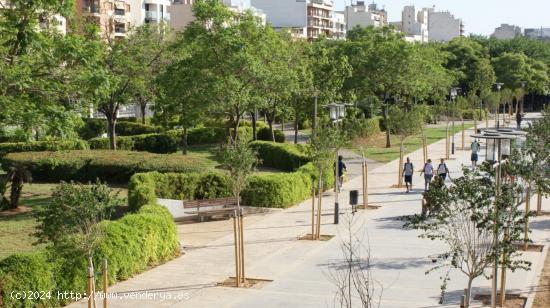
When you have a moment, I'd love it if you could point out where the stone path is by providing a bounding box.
[67,114,549,308]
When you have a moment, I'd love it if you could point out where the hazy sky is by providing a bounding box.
[236,0,550,36]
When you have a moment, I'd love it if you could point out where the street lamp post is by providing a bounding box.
[326,103,347,225]
[470,130,517,308]
[495,83,504,128]
[450,87,460,155]
[519,81,526,115]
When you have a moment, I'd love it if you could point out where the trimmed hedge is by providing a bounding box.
[128,171,232,211]
[0,140,89,157]
[116,122,159,136]
[249,141,309,171]
[0,204,179,307]
[127,141,334,210]
[1,150,210,183]
[89,127,253,153]
[79,118,107,140]
[257,127,285,143]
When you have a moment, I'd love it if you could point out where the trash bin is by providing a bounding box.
[349,190,358,206]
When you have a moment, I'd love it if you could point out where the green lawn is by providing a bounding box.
[355,124,474,163]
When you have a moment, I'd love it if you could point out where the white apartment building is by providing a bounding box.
[524,27,550,40]
[169,0,266,31]
[427,9,463,42]
[401,5,428,43]
[129,0,171,27]
[491,24,522,39]
[333,11,346,39]
[251,0,339,41]
[344,1,387,31]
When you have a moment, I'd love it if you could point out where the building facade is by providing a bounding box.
[427,9,463,42]
[129,0,171,27]
[491,24,522,39]
[252,0,341,41]
[76,0,132,39]
[401,5,428,43]
[332,11,346,39]
[524,27,550,40]
[344,1,387,31]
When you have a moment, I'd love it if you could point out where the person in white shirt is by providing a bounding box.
[402,157,414,193]
[437,158,450,181]
[420,158,434,191]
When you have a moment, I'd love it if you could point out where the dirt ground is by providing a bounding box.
[533,248,550,308]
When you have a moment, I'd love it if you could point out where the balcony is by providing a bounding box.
[82,6,100,17]
[145,11,170,22]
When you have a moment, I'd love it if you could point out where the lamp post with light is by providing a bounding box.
[450,87,460,155]
[326,103,348,225]
[495,83,504,128]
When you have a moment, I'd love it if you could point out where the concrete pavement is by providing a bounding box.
[67,116,550,308]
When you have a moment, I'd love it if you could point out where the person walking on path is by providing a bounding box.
[402,157,414,193]
[420,159,434,191]
[334,155,347,192]
[471,139,480,169]
[516,112,523,129]
[437,158,450,181]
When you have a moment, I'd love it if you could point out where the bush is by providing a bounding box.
[298,118,311,130]
[116,122,159,136]
[128,171,232,211]
[79,118,107,140]
[88,136,135,151]
[0,205,179,307]
[1,150,210,183]
[257,127,285,143]
[241,172,312,208]
[461,109,486,120]
[186,127,226,145]
[0,140,89,157]
[348,117,381,139]
[249,141,309,171]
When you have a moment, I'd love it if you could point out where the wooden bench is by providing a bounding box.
[183,197,239,222]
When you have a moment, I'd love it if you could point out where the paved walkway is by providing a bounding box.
[68,115,549,308]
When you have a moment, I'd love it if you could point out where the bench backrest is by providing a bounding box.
[182,196,239,209]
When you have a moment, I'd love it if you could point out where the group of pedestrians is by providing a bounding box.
[402,157,450,193]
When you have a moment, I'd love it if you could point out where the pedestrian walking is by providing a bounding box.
[402,157,414,193]
[437,158,450,181]
[334,155,347,192]
[471,139,480,169]
[516,112,523,129]
[420,159,434,191]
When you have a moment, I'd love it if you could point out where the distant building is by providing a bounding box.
[427,8,463,42]
[524,27,550,40]
[333,11,346,39]
[251,0,340,41]
[76,0,132,39]
[170,0,266,31]
[0,0,68,34]
[401,6,429,43]
[129,0,171,27]
[491,24,522,39]
[344,1,387,31]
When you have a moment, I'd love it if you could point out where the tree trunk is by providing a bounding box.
[106,114,117,151]
[465,276,474,308]
[9,176,23,210]
[233,114,241,142]
[181,127,188,155]
[140,102,147,124]
[312,95,318,138]
[281,116,285,132]
[266,111,275,142]
[294,110,299,144]
[383,105,391,148]
[251,110,257,141]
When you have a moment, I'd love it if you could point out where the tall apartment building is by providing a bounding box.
[251,0,340,41]
[491,24,522,39]
[524,27,550,40]
[169,0,266,31]
[129,0,171,27]
[76,0,132,39]
[401,5,428,43]
[344,1,387,31]
[427,8,463,42]
[333,11,346,39]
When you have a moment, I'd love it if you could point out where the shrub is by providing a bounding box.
[0,140,89,157]
[128,171,232,211]
[249,141,309,171]
[186,127,226,145]
[88,136,135,151]
[241,172,312,208]
[0,205,179,307]
[79,118,107,140]
[461,109,486,120]
[1,151,210,183]
[348,117,381,139]
[257,127,285,143]
[298,118,311,130]
[116,122,159,136]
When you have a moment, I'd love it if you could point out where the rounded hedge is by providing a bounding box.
[1,150,210,183]
[257,127,285,143]
[116,122,160,136]
[249,141,309,171]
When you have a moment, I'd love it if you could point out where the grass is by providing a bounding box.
[354,124,474,163]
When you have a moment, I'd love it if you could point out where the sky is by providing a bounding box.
[235,0,550,36]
